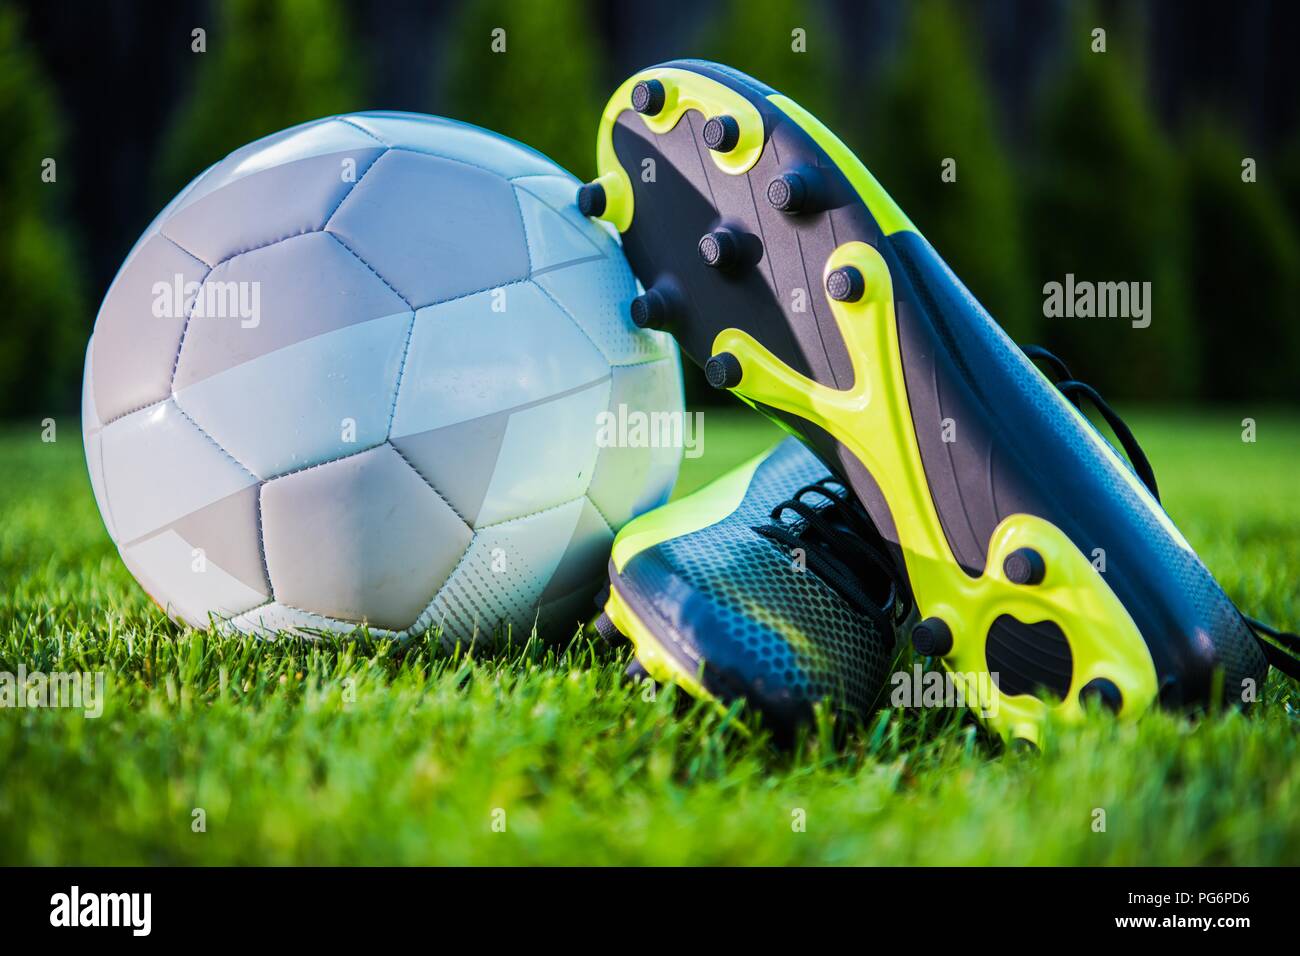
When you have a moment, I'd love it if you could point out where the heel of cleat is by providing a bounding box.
[630,78,666,116]
[702,114,741,152]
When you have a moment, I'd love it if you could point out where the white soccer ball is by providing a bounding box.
[81,112,683,644]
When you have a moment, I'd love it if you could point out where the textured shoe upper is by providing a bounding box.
[616,438,901,729]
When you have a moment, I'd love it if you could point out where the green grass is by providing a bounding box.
[1,408,1297,865]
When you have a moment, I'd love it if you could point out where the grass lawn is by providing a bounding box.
[1,406,1297,865]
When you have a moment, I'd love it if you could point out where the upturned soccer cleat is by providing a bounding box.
[594,436,911,740]
[581,59,1299,743]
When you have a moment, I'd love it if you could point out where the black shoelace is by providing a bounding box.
[1025,344,1300,684]
[754,479,913,638]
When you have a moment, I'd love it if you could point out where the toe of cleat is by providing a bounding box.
[702,114,741,153]
[631,78,667,116]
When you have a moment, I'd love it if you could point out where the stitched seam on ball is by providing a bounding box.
[260,441,386,483]
[475,494,586,532]
[160,233,210,270]
[253,484,274,601]
[321,232,419,441]
[319,147,389,233]
[413,276,531,312]
[334,116,391,146]
[169,399,259,481]
[530,279,611,367]
[166,397,271,598]
[163,240,214,393]
[385,313,419,438]
[385,440,473,533]
[512,182,533,276]
[583,492,617,535]
[325,232,415,311]
[100,395,170,428]
[384,143,526,181]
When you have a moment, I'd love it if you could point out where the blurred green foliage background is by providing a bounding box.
[2,0,1298,417]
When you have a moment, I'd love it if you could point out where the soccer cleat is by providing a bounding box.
[595,437,910,740]
[583,59,1299,743]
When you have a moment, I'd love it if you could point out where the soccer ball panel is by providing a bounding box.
[172,232,409,391]
[342,112,561,180]
[587,357,685,528]
[510,174,623,254]
[325,149,529,308]
[90,233,207,424]
[259,444,472,631]
[161,145,387,267]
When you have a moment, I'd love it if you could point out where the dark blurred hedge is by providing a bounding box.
[3,0,1298,416]
[0,2,86,418]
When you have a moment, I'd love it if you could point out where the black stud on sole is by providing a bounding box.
[1080,678,1123,713]
[826,266,865,303]
[767,172,806,212]
[631,78,666,116]
[629,287,677,331]
[698,229,740,270]
[1004,548,1047,585]
[576,181,606,218]
[911,617,953,657]
[766,167,827,213]
[705,352,743,390]
[702,114,740,152]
